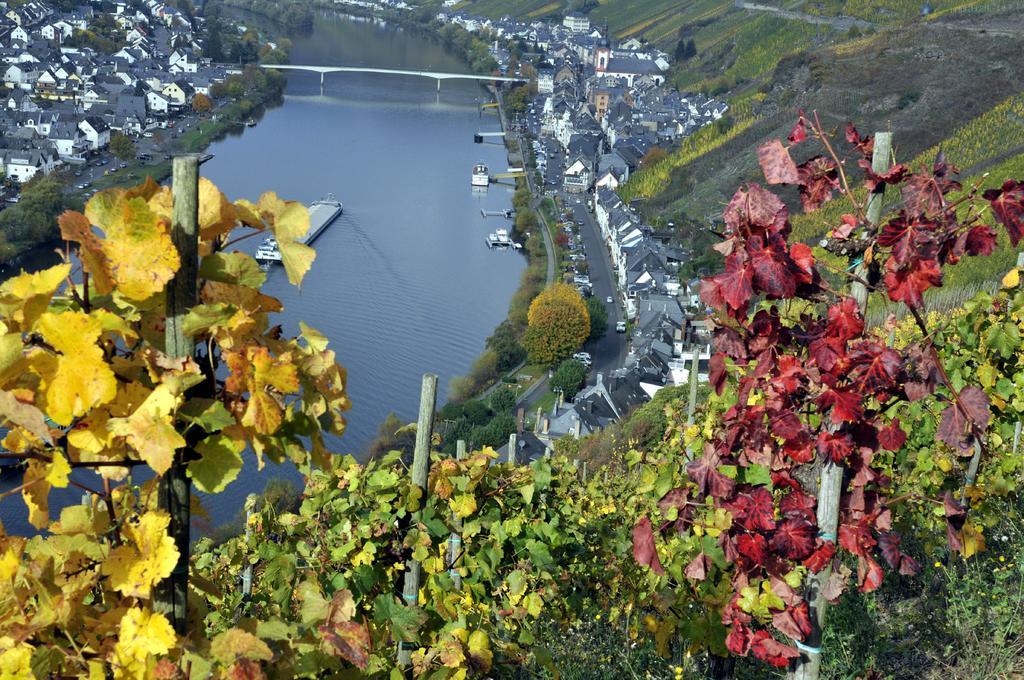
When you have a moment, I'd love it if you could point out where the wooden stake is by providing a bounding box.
[686,344,700,426]
[507,432,517,465]
[398,373,438,669]
[790,132,892,680]
[155,154,199,635]
[448,441,466,591]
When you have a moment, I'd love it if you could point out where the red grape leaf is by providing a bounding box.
[983,179,1024,245]
[838,522,876,557]
[632,517,665,575]
[729,488,777,532]
[320,620,371,669]
[964,224,997,256]
[823,562,851,602]
[860,160,909,193]
[750,630,800,668]
[817,388,863,424]
[770,518,815,560]
[937,387,989,452]
[789,242,815,284]
[817,430,854,463]
[709,352,727,396]
[883,258,942,308]
[788,114,807,144]
[725,622,752,656]
[797,156,839,211]
[878,214,929,265]
[723,184,788,234]
[902,172,960,217]
[877,532,920,576]
[687,450,736,500]
[737,533,768,569]
[758,139,800,185]
[749,239,797,299]
[849,342,902,392]
[702,253,753,312]
[684,552,711,581]
[845,123,873,156]
[857,555,884,593]
[802,539,835,573]
[772,602,812,642]
[780,489,816,522]
[877,419,907,451]
[827,297,864,342]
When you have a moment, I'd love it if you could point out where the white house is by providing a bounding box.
[562,12,590,33]
[2,148,57,181]
[78,116,110,150]
[146,90,170,114]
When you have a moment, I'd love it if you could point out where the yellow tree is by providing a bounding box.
[522,283,590,366]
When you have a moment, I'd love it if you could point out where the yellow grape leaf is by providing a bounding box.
[197,177,238,241]
[109,384,185,475]
[1002,267,1019,289]
[256,192,315,286]
[0,544,21,581]
[33,311,118,426]
[0,263,71,330]
[188,432,245,493]
[85,190,179,301]
[110,608,176,679]
[225,345,299,436]
[102,511,179,598]
[46,451,71,488]
[450,494,478,519]
[467,630,493,672]
[59,211,114,296]
[962,522,985,558]
[210,629,273,665]
[0,389,52,445]
[21,459,51,529]
[0,639,33,679]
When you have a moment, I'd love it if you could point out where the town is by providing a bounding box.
[436,4,729,461]
[0,0,249,201]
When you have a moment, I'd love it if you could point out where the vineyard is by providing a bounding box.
[0,120,1023,678]
[618,103,757,202]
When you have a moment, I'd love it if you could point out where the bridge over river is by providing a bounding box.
[257,64,529,91]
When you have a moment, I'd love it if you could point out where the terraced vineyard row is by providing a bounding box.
[790,92,1024,244]
[619,103,757,201]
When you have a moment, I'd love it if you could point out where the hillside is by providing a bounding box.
[598,2,1024,289]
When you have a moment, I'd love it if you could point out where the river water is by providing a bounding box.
[0,13,525,534]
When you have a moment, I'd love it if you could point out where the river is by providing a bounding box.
[0,13,526,535]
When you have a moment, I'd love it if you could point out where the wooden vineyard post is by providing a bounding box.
[398,373,438,670]
[447,440,467,591]
[155,154,199,634]
[790,132,892,680]
[508,432,517,464]
[687,343,701,426]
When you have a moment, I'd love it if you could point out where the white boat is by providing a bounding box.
[486,228,521,249]
[471,163,490,187]
[254,194,343,264]
[255,236,282,263]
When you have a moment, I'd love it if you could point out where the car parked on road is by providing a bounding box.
[606,296,614,304]
[616,321,627,333]
[573,352,592,367]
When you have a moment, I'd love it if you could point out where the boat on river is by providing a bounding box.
[486,228,521,250]
[255,194,343,264]
[471,163,490,187]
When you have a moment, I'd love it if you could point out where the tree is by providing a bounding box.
[550,359,587,399]
[192,92,212,114]
[586,297,608,342]
[522,283,590,365]
[204,18,225,61]
[109,133,135,162]
[489,385,516,413]
[486,320,527,371]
